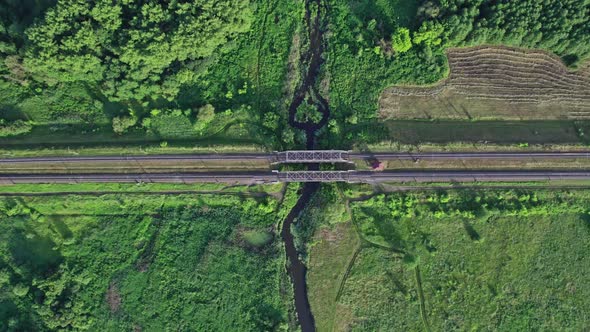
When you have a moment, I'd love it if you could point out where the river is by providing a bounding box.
[281,0,329,331]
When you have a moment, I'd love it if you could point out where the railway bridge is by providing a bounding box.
[273,150,350,163]
[275,170,355,182]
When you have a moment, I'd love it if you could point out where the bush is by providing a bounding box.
[0,119,32,137]
[111,116,136,134]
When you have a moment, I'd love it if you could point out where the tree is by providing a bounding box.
[413,21,444,46]
[112,116,136,134]
[194,104,216,132]
[24,0,253,105]
[392,28,412,53]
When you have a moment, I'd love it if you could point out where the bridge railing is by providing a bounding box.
[273,170,358,182]
[273,150,351,163]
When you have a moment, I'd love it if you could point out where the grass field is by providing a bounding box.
[380,46,590,121]
[384,120,588,145]
[351,119,590,152]
[0,187,293,330]
[306,187,590,331]
[307,222,359,332]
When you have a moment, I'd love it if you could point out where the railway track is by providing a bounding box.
[2,151,590,164]
[2,170,590,184]
[3,151,590,184]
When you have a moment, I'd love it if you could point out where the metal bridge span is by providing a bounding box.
[273,150,350,163]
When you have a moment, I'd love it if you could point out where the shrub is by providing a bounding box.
[112,116,136,134]
[0,119,33,137]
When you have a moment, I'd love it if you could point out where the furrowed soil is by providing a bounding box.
[379,46,590,121]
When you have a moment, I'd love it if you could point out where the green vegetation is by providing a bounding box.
[242,230,274,247]
[0,190,292,330]
[0,182,284,195]
[2,0,589,151]
[305,188,590,331]
[2,1,590,330]
[322,0,590,148]
[0,119,32,137]
[0,0,303,151]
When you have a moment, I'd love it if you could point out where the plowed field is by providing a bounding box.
[379,46,590,120]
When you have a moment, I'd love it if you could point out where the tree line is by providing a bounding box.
[401,0,590,65]
[0,0,253,135]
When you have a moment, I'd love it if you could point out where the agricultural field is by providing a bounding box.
[380,46,590,121]
[0,187,294,331]
[364,46,590,150]
[306,187,590,331]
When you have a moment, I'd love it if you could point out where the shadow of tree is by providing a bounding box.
[8,227,63,280]
[360,206,404,250]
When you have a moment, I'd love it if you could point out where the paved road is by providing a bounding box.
[3,170,590,184]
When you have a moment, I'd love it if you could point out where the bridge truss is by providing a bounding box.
[274,150,350,163]
[274,171,356,182]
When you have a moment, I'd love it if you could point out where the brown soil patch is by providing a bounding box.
[380,46,590,120]
[318,226,344,242]
[106,282,122,313]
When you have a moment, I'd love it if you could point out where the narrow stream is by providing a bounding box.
[287,0,330,149]
[281,0,329,331]
[280,182,319,332]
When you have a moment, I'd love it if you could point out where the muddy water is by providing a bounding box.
[281,0,329,331]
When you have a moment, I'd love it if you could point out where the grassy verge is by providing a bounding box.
[376,179,590,190]
[350,119,590,151]
[353,157,590,171]
[0,159,271,174]
[0,182,284,195]
[0,144,265,158]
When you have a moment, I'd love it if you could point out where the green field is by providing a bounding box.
[306,187,590,331]
[0,187,294,331]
